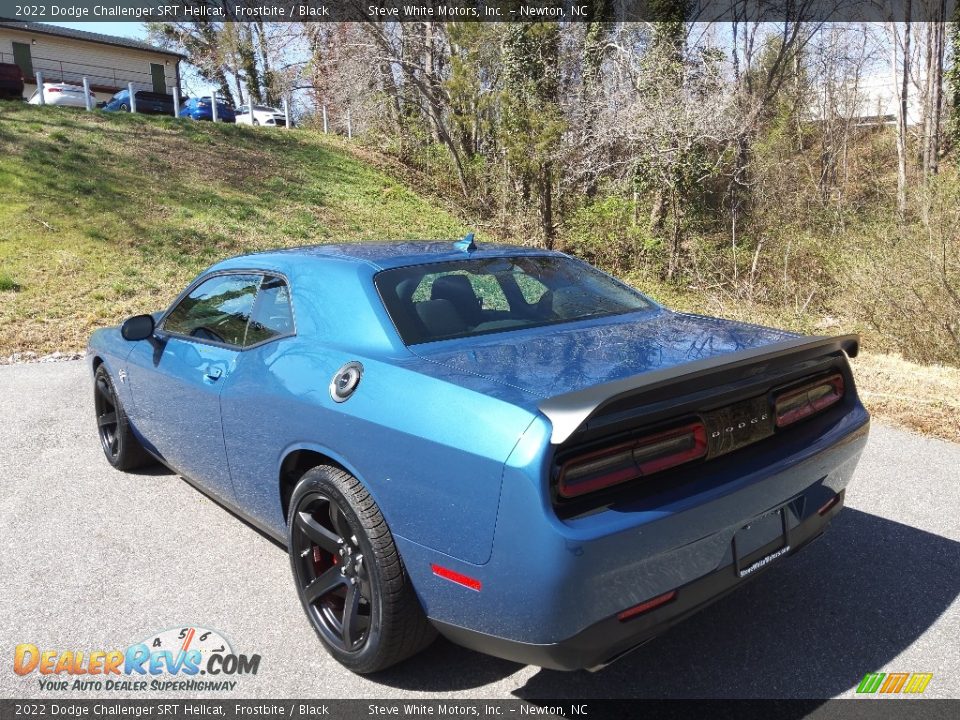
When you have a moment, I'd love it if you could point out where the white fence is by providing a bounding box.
[32,71,294,129]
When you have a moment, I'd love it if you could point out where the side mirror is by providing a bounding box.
[120,314,155,341]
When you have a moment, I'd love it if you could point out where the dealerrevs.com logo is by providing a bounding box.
[13,626,261,692]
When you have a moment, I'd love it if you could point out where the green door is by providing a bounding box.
[150,63,166,94]
[12,42,33,79]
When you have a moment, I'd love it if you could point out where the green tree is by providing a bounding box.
[500,22,565,248]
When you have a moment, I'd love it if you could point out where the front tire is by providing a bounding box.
[93,365,152,470]
[287,466,435,673]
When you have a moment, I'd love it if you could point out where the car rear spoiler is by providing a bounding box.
[538,334,860,444]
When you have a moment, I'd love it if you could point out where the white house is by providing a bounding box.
[0,21,183,102]
[809,74,925,127]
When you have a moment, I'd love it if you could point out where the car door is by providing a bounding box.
[124,272,263,503]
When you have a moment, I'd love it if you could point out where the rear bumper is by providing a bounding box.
[433,492,842,671]
[400,407,869,667]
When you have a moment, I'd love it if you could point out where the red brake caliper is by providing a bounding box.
[313,545,335,573]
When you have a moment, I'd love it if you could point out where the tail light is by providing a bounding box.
[817,493,841,515]
[774,373,844,428]
[558,421,707,499]
[618,590,677,621]
[48,88,62,93]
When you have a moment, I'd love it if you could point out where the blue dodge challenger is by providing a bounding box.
[87,239,869,673]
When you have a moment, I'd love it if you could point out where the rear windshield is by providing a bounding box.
[375,255,652,345]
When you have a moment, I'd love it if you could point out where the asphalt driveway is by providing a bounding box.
[1,360,957,699]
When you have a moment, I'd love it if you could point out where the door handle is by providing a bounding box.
[204,367,223,382]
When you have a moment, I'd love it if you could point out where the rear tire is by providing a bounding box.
[93,365,152,471]
[287,465,435,673]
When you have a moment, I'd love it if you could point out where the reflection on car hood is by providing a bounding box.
[411,308,797,399]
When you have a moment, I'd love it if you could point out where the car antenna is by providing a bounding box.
[454,232,476,253]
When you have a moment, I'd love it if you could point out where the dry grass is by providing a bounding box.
[627,276,960,443]
[853,351,960,443]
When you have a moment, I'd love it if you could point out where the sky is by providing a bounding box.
[43,21,148,40]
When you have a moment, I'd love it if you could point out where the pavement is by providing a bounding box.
[0,359,957,700]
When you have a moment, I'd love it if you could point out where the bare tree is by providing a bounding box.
[920,5,947,178]
[359,21,469,195]
[889,6,914,217]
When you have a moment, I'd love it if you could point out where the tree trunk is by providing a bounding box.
[255,20,275,105]
[539,162,555,250]
[920,20,946,179]
[239,24,262,105]
[892,12,912,217]
[649,188,667,234]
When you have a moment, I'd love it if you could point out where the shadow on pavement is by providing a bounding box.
[127,463,175,477]
[375,508,959,696]
[371,637,523,691]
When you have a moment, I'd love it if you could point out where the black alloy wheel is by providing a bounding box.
[93,365,151,471]
[94,368,120,461]
[288,466,435,673]
[292,491,373,652]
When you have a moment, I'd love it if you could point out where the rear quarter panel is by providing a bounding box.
[217,259,538,564]
[220,344,536,564]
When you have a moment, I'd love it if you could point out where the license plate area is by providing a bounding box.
[733,507,790,578]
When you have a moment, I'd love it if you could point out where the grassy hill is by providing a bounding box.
[0,103,466,357]
[0,102,956,442]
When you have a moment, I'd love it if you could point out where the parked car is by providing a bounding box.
[178,96,235,123]
[0,62,24,100]
[27,82,95,108]
[235,104,289,127]
[87,239,869,674]
[99,89,175,115]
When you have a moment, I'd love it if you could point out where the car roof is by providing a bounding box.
[219,241,563,272]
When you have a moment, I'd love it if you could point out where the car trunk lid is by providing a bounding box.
[411,308,796,399]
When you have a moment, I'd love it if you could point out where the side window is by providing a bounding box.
[245,275,295,346]
[163,274,260,347]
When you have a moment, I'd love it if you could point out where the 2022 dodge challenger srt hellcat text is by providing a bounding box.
[88,239,869,673]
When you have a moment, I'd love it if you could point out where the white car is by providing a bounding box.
[27,83,95,108]
[235,104,289,127]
